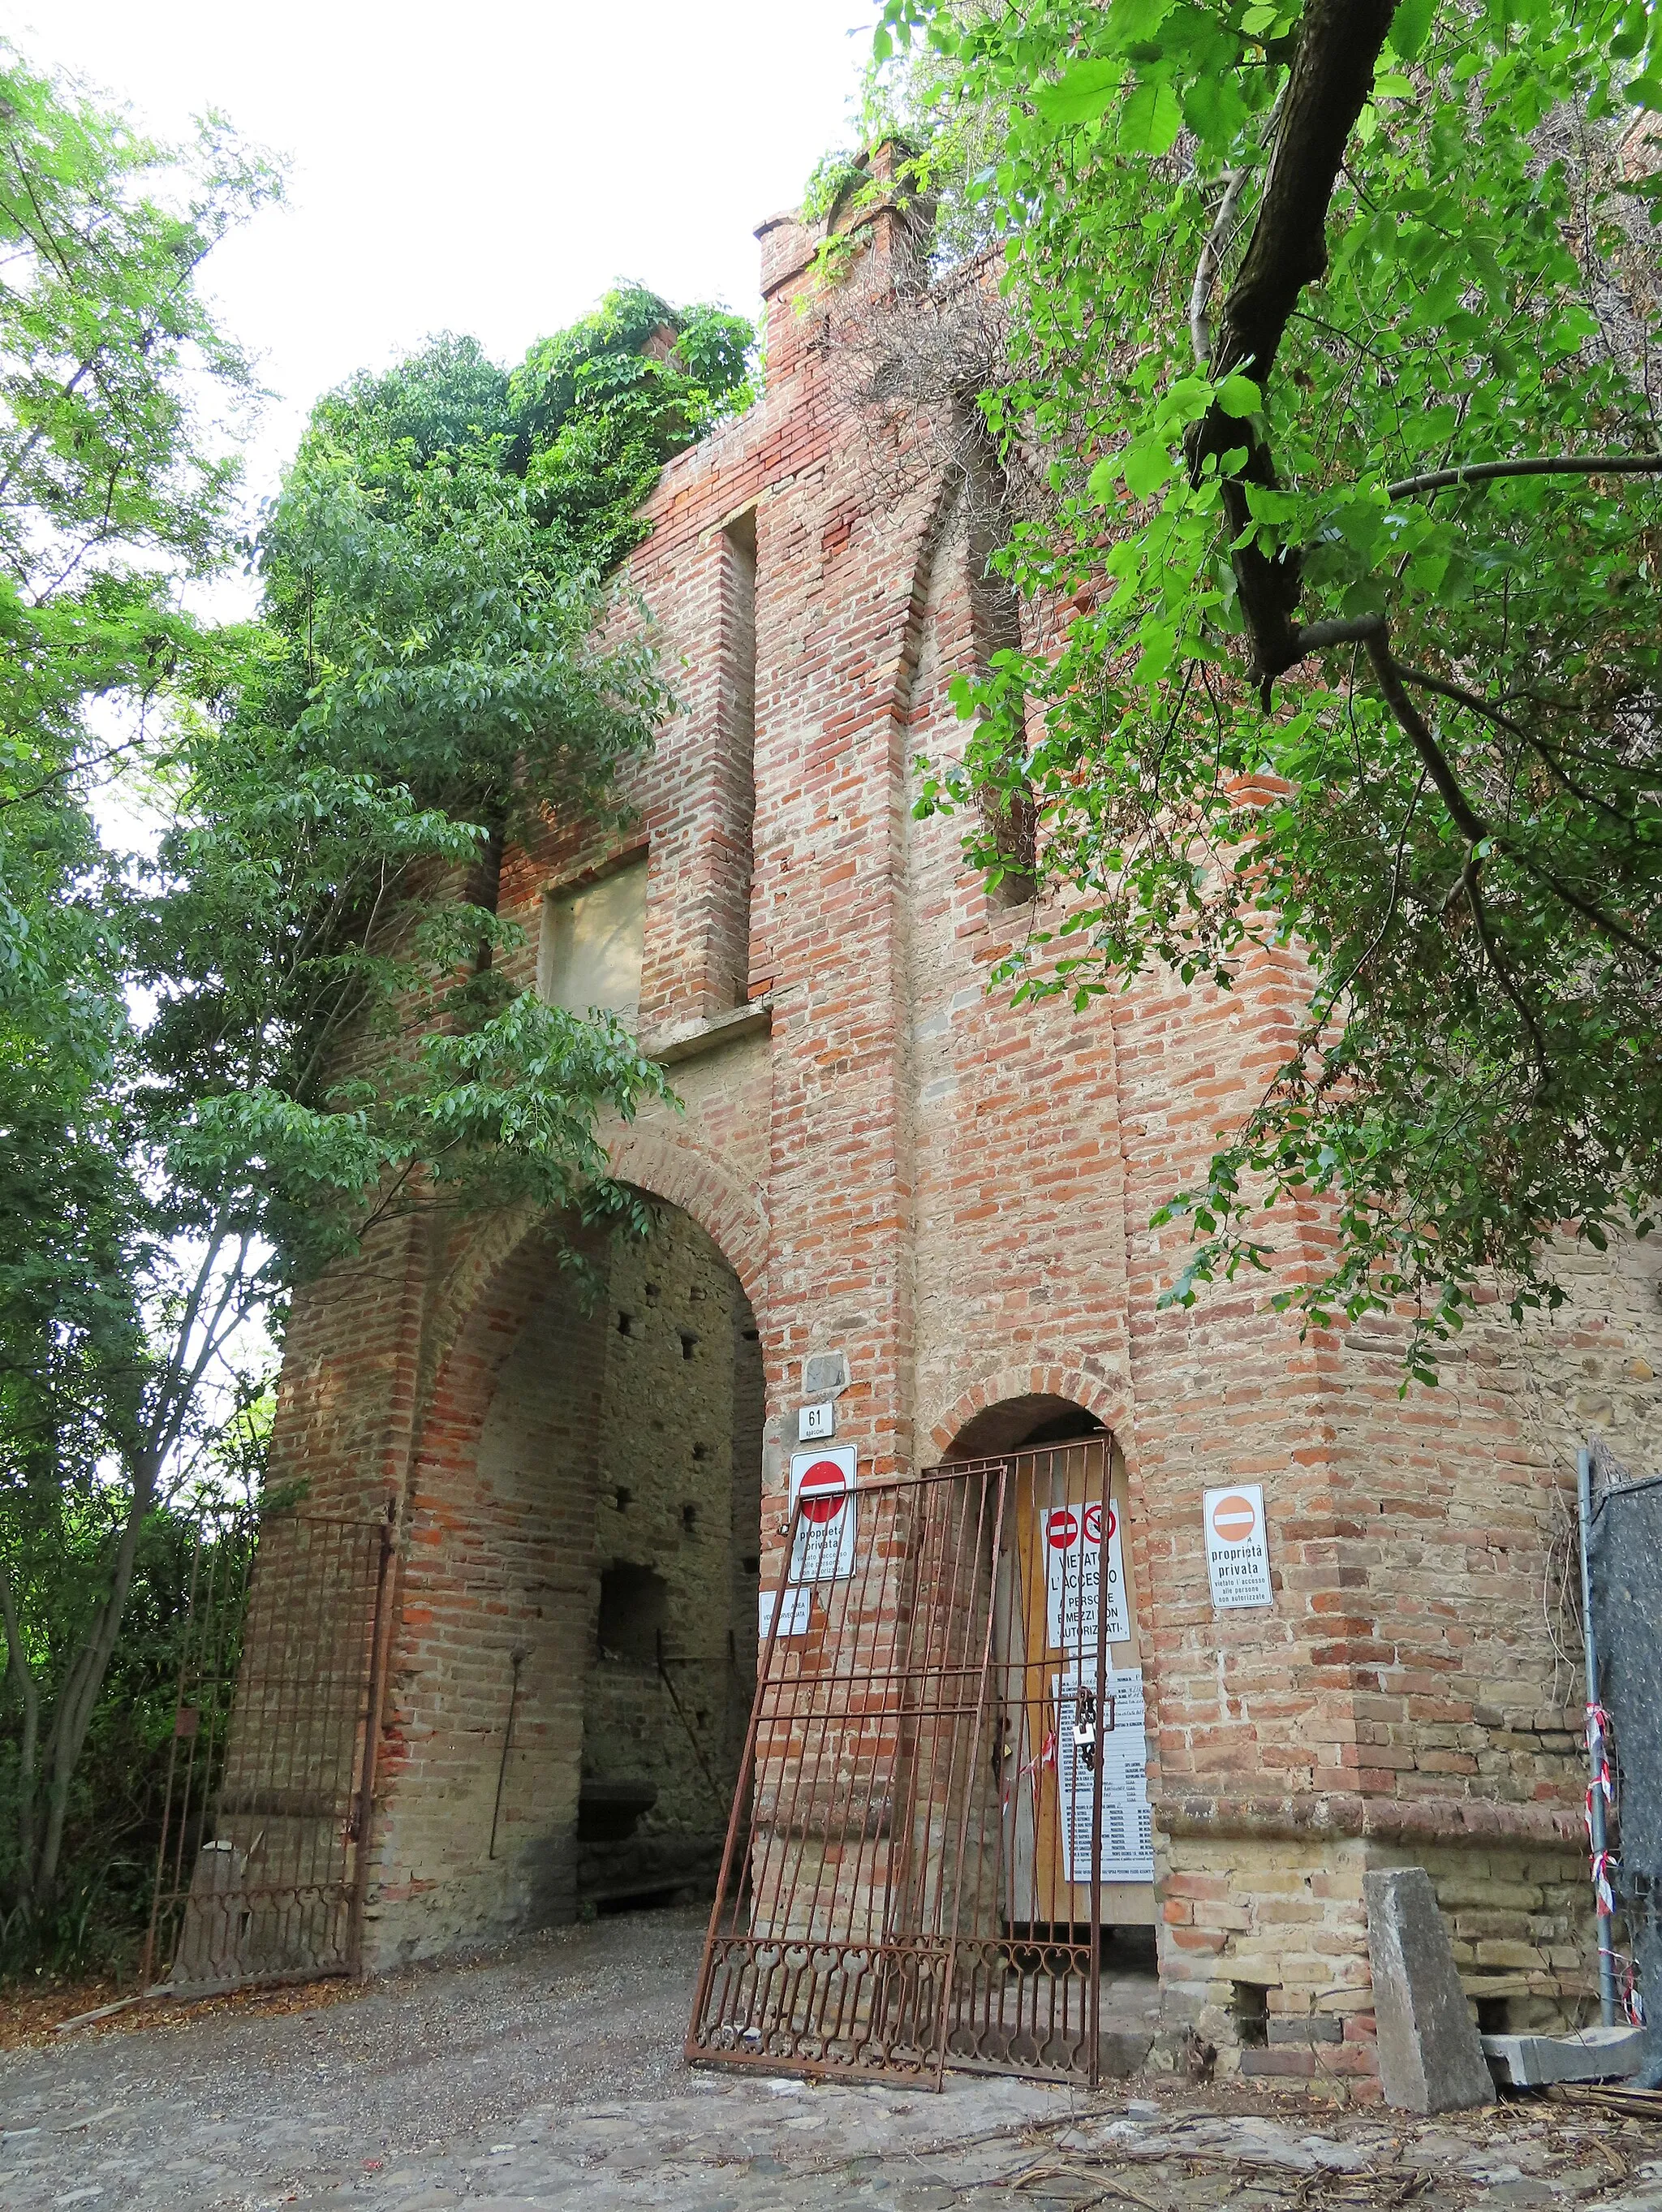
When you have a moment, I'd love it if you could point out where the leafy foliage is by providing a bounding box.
[506,288,756,570]
[0,41,754,1956]
[879,0,1662,1378]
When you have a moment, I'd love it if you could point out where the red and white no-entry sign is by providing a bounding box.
[1210,1492,1258,1545]
[1203,1482,1272,1610]
[790,1446,857,1581]
[1042,1498,1129,1650]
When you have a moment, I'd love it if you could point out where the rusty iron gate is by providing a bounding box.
[688,1439,1150,2087]
[141,1507,396,1995]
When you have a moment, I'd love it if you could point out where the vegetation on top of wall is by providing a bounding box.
[506,286,757,571]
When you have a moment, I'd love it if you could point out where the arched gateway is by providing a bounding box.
[372,1190,765,1954]
[687,1397,1159,2086]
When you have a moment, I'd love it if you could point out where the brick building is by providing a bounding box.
[263,166,1662,2089]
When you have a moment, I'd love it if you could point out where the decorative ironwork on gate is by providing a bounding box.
[141,1507,396,1995]
[688,1440,1143,2088]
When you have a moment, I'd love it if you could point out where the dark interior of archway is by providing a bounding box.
[941,1392,1105,1464]
[575,1195,764,1912]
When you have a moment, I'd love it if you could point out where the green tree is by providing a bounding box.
[880,0,1662,1379]
[0,41,278,1938]
[0,34,756,1940]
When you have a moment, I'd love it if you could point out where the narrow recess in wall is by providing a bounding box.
[596,1564,667,1664]
[965,442,1036,909]
[1229,1981,1270,2048]
[719,509,757,1007]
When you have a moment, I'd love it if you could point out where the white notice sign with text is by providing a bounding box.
[1043,1498,1129,1654]
[760,1586,812,1639]
[1053,1667,1154,1885]
[1203,1484,1273,1610]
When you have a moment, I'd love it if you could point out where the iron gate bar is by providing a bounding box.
[347,1505,398,1968]
[142,1510,394,1998]
[687,1441,1122,2088]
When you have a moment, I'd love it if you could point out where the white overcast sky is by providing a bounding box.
[17,0,876,509]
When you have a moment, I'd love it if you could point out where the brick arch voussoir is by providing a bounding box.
[925,1365,1129,1464]
[602,1126,769,1314]
[411,1132,769,1470]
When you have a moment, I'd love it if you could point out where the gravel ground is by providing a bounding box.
[2,1906,1659,2212]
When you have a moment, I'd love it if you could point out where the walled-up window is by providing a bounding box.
[539,857,648,1028]
[715,511,757,1007]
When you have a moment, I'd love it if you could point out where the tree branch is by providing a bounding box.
[1305,643,1662,971]
[1356,624,1489,845]
[0,1548,41,1910]
[1189,164,1253,369]
[1386,453,1662,500]
[1185,0,1400,685]
[1395,664,1642,834]
[1457,844,1549,1084]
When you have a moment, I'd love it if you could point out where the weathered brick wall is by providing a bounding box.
[259,169,1662,2072]
[353,1201,761,1963]
[579,1209,758,1903]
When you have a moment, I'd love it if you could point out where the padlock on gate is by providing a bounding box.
[1073,1685,1098,1771]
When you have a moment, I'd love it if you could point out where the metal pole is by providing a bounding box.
[347,1506,398,1977]
[1578,1444,1620,2026]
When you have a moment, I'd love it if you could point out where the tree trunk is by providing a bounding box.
[16,1455,157,1917]
[0,1549,41,1916]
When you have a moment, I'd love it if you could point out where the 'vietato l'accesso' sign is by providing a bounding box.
[1043,1498,1130,1651]
[1203,1484,1273,1610]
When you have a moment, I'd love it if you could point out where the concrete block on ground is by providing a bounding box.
[1097,2028,1156,2077]
[1365,1867,1496,2113]
[1481,2023,1647,2086]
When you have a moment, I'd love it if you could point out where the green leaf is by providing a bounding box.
[1155,373,1217,429]
[1032,58,1123,127]
[1123,439,1177,498]
[1388,0,1434,60]
[1215,373,1262,418]
[1182,71,1250,149]
[1111,0,1178,41]
[1087,455,1122,503]
[1118,77,1184,156]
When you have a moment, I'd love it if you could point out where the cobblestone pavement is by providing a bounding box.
[1,1908,1658,2212]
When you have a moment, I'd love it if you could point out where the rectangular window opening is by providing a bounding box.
[539,854,648,1029]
